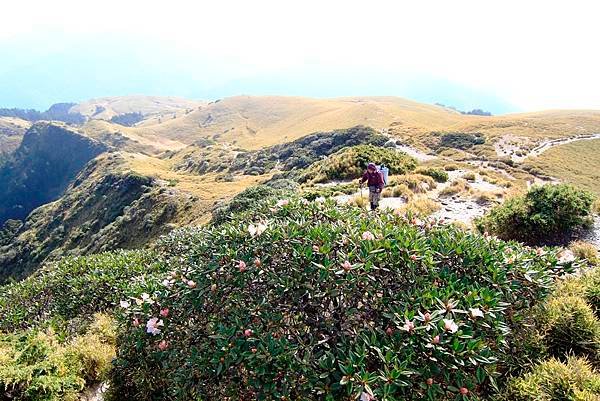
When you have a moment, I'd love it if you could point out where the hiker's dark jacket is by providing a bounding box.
[360,171,385,190]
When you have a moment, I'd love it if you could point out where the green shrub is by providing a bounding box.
[211,184,295,224]
[108,199,573,401]
[0,250,163,332]
[302,144,416,183]
[476,184,596,245]
[0,314,115,401]
[501,357,600,401]
[543,296,600,363]
[415,167,448,183]
[437,132,485,150]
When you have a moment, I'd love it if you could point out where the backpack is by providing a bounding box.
[378,164,389,186]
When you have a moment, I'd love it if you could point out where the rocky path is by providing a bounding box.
[496,133,600,162]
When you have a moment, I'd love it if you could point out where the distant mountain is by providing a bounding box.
[0,103,86,124]
[0,123,107,225]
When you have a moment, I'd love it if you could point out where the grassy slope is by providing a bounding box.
[70,95,205,120]
[125,96,600,151]
[526,138,600,195]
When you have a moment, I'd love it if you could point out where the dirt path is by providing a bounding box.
[496,133,600,162]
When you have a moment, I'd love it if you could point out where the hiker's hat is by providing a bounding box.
[367,162,376,170]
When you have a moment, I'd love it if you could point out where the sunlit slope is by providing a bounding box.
[71,95,205,120]
[130,96,469,149]
[127,96,600,150]
[0,117,30,154]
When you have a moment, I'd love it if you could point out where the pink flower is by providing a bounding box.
[410,254,418,261]
[158,340,168,351]
[459,387,469,395]
[312,245,320,253]
[432,335,440,344]
[187,280,197,288]
[342,260,352,271]
[423,312,432,322]
[443,319,459,333]
[402,319,415,333]
[132,318,140,327]
[360,392,375,401]
[238,260,247,272]
[276,199,289,207]
[146,317,164,336]
[254,258,262,267]
[426,378,434,386]
[386,327,393,336]
[362,231,375,241]
[243,329,253,337]
[160,308,170,318]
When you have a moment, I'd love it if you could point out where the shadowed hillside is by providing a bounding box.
[0,123,107,225]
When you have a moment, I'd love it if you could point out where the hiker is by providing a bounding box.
[359,163,385,210]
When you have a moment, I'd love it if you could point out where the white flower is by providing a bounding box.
[146,317,164,335]
[141,293,154,304]
[558,249,575,263]
[315,197,326,203]
[276,199,290,207]
[469,308,484,319]
[119,300,130,309]
[162,279,172,288]
[248,222,267,237]
[443,319,459,333]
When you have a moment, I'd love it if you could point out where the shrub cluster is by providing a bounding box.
[302,144,416,183]
[414,167,449,183]
[0,249,163,332]
[108,198,574,401]
[0,314,115,401]
[476,184,596,245]
[500,357,600,400]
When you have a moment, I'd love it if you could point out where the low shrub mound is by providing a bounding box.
[0,249,163,332]
[500,357,600,401]
[543,296,600,364]
[0,314,115,401]
[109,199,574,401]
[302,144,416,183]
[476,184,596,245]
[414,167,448,183]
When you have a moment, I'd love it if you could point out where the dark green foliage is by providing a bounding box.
[0,250,164,333]
[0,123,107,225]
[211,184,295,224]
[302,144,417,183]
[301,183,358,200]
[229,126,389,175]
[435,132,485,150]
[110,112,145,127]
[415,167,449,183]
[109,199,572,401]
[476,184,596,245]
[0,103,85,124]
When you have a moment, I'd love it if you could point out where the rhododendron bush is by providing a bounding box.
[109,199,575,401]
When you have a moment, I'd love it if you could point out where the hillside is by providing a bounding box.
[119,96,600,152]
[0,123,107,225]
[0,117,30,154]
[0,152,204,283]
[71,95,205,121]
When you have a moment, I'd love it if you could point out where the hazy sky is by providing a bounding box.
[1,0,599,113]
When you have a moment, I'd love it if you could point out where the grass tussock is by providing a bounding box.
[439,179,471,197]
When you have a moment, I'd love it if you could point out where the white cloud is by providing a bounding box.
[1,0,600,111]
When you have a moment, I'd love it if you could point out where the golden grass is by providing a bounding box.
[525,139,600,195]
[398,196,441,217]
[439,179,471,197]
[570,241,599,266]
